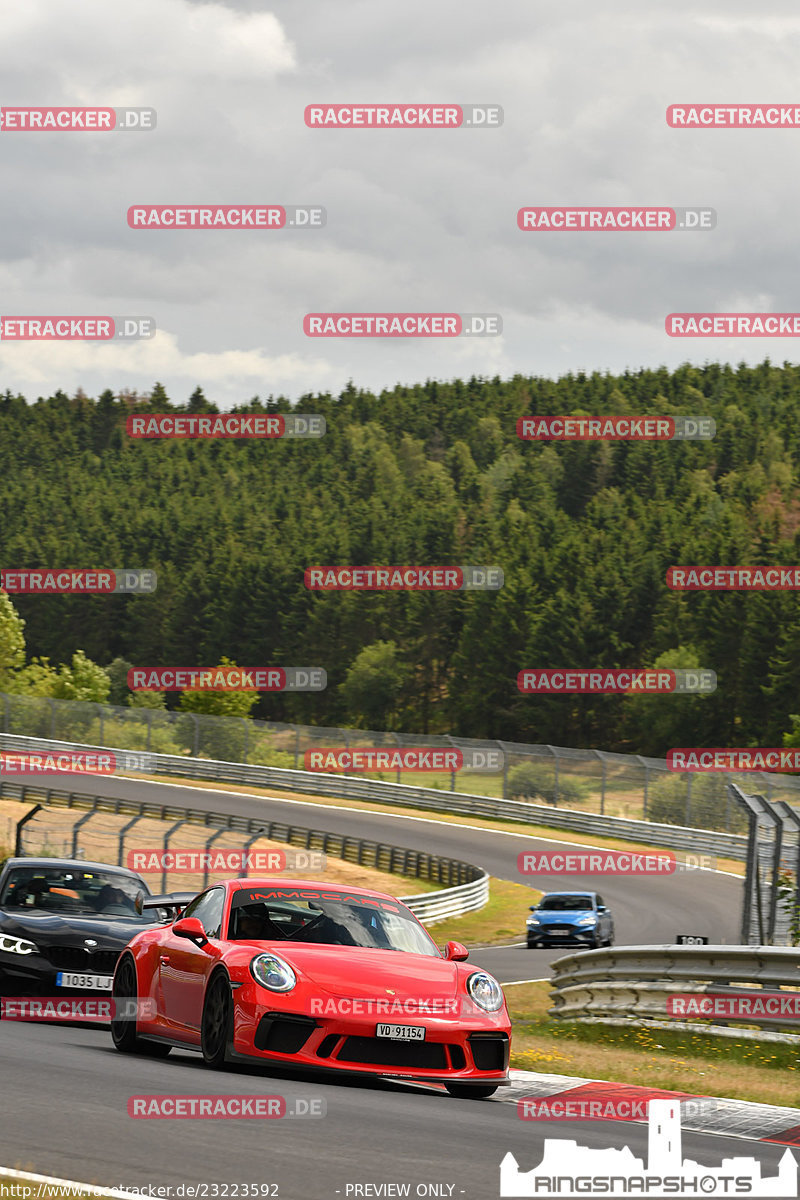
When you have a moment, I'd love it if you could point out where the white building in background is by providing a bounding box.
[500,1099,797,1198]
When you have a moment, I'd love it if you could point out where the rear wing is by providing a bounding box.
[136,891,196,916]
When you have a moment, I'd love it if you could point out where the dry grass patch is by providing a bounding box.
[507,982,800,1107]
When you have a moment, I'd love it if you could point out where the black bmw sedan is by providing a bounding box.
[0,856,159,997]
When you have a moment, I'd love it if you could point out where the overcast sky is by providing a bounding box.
[1,0,799,408]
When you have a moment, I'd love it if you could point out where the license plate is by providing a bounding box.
[376,1023,426,1041]
[56,972,113,991]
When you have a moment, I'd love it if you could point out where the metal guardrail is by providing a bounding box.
[6,691,800,830]
[0,733,750,860]
[0,779,489,926]
[549,945,800,1039]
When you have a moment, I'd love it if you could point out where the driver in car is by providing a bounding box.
[95,884,135,912]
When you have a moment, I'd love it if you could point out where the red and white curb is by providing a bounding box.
[505,1070,800,1145]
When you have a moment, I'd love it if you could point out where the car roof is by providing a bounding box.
[1,856,146,881]
[227,878,398,902]
[541,890,598,897]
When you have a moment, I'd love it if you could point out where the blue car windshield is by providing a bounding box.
[538,895,594,911]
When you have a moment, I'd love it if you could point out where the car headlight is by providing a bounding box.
[526,916,540,925]
[466,971,504,1012]
[0,934,38,956]
[250,953,296,993]
[576,915,598,926]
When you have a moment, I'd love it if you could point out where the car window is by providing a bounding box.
[538,895,593,911]
[595,895,604,908]
[0,866,149,917]
[182,888,225,938]
[228,888,439,956]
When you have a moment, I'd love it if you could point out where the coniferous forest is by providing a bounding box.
[2,360,800,757]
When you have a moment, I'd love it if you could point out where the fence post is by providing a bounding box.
[499,741,508,799]
[15,804,42,855]
[118,814,144,868]
[596,751,607,816]
[547,746,559,806]
[161,819,189,893]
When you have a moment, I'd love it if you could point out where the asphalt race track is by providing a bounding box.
[0,1020,788,1199]
[0,775,754,1199]
[9,771,743,977]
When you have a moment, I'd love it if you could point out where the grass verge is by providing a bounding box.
[426,877,541,944]
[506,982,800,1106]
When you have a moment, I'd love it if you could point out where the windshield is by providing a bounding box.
[0,866,152,918]
[538,895,594,912]
[229,887,439,956]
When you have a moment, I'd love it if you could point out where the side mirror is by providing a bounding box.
[529,905,539,912]
[173,916,208,946]
[597,906,608,913]
[444,941,469,961]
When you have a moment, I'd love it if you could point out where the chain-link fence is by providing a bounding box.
[3,692,800,834]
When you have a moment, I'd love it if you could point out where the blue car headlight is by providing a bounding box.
[526,916,540,925]
[250,953,296,993]
[575,915,598,926]
[0,934,38,955]
[466,971,504,1012]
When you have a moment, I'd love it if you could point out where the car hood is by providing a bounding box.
[0,909,153,948]
[532,911,595,925]
[272,944,461,1000]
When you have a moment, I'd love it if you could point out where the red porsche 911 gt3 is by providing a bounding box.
[110,878,510,1097]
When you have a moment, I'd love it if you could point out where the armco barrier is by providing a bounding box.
[549,944,800,1040]
[0,733,749,860]
[6,691,800,827]
[0,779,489,925]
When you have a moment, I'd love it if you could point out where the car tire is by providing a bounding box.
[201,971,233,1069]
[445,1084,499,1099]
[111,954,171,1057]
[526,940,538,949]
[605,933,615,947]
